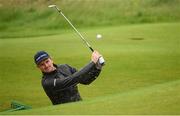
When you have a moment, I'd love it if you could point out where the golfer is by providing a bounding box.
[34,50,103,105]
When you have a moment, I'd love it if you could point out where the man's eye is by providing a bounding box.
[46,60,49,63]
[40,63,44,67]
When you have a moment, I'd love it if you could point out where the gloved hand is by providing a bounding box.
[95,56,105,69]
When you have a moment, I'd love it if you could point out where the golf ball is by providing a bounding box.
[96,34,102,39]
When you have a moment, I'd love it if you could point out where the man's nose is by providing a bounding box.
[44,63,48,68]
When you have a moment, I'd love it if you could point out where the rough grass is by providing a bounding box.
[0,22,180,114]
[0,0,180,38]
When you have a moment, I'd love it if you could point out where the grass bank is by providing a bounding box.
[0,0,180,38]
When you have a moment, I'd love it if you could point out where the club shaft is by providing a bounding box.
[49,5,105,65]
[55,8,94,52]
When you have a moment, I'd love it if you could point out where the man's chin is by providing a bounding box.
[44,69,53,73]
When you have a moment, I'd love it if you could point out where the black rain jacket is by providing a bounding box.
[41,62,101,105]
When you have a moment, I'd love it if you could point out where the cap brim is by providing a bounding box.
[36,56,49,65]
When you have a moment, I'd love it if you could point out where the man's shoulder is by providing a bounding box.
[57,64,72,69]
[56,64,77,74]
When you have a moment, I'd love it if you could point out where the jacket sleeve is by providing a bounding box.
[43,62,101,91]
[78,62,101,85]
[66,62,101,85]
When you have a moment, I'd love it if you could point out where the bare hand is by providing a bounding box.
[91,50,101,64]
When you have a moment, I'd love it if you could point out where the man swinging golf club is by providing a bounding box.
[34,4,105,105]
[34,50,104,105]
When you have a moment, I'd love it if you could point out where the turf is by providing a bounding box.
[5,79,180,115]
[0,22,180,114]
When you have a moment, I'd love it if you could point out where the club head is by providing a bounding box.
[48,4,61,12]
[48,5,56,8]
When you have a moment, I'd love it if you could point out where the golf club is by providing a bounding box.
[48,4,105,65]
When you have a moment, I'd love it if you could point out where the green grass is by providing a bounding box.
[0,22,180,114]
[0,0,180,38]
[4,79,180,115]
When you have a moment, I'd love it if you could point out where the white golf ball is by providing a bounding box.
[96,34,102,39]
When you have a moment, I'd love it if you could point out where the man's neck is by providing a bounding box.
[52,66,57,71]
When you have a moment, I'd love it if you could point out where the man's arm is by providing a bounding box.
[62,50,103,85]
[66,62,101,85]
[42,62,99,91]
[43,50,104,90]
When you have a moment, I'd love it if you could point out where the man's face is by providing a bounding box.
[37,58,55,73]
